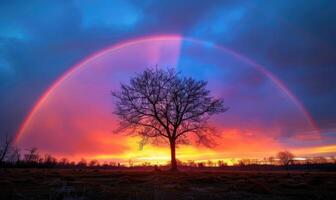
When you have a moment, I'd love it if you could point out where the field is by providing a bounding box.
[1,169,336,200]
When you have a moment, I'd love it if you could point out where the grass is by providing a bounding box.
[1,169,336,199]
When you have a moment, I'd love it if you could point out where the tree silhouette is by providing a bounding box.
[24,147,40,163]
[9,146,21,164]
[112,68,227,171]
[0,133,12,163]
[277,151,294,166]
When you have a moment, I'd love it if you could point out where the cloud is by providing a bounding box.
[74,0,143,29]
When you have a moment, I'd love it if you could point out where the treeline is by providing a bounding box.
[0,146,127,169]
[0,146,336,171]
[1,156,336,172]
[222,163,336,171]
[1,134,336,170]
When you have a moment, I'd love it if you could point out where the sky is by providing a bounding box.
[1,0,336,163]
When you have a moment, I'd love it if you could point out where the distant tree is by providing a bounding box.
[239,159,252,166]
[217,160,227,167]
[207,160,214,167]
[0,133,12,163]
[43,154,57,167]
[70,161,76,167]
[9,146,21,164]
[59,157,69,166]
[24,147,40,163]
[267,156,276,165]
[102,161,109,167]
[77,158,87,167]
[332,156,336,164]
[112,68,227,171]
[89,159,99,167]
[197,162,205,168]
[312,157,327,164]
[109,161,117,167]
[276,151,294,166]
[187,160,196,167]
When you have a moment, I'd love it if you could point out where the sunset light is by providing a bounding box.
[1,1,336,199]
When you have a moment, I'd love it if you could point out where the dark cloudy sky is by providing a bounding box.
[1,0,336,141]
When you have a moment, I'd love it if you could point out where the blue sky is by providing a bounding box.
[1,0,336,140]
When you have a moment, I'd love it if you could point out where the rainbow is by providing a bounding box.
[15,35,319,143]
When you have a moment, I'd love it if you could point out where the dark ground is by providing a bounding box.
[1,169,335,200]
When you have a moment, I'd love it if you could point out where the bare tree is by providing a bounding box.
[267,156,276,165]
[9,146,21,164]
[112,68,227,171]
[59,157,69,166]
[43,154,57,167]
[77,158,87,167]
[276,151,294,166]
[24,147,40,163]
[89,159,99,167]
[0,133,12,163]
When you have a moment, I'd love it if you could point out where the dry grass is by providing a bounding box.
[0,169,335,200]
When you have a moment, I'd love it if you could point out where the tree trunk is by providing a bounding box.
[169,140,178,171]
[0,145,8,162]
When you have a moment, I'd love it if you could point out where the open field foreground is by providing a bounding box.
[1,169,336,200]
